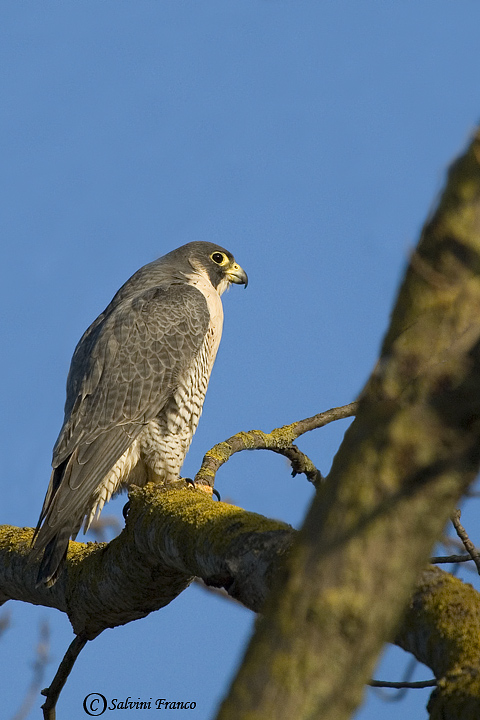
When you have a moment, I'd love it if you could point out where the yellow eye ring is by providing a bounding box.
[210,251,228,266]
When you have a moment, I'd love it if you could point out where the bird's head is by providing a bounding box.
[172,241,248,295]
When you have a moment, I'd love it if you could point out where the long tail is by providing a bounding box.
[34,529,72,587]
[31,461,74,587]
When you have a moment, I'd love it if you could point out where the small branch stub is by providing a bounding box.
[195,402,357,487]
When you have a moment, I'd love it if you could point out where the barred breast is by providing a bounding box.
[140,320,221,484]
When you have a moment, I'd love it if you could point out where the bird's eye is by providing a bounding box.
[211,252,227,265]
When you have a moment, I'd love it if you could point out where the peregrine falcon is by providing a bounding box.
[32,241,247,586]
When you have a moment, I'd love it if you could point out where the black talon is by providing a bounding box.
[212,488,221,501]
[185,477,196,488]
[122,500,130,521]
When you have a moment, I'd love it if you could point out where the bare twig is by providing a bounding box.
[41,633,88,720]
[195,402,357,487]
[451,509,480,575]
[284,401,358,437]
[11,621,50,720]
[369,679,437,689]
[430,554,474,564]
[368,656,427,702]
[436,536,480,573]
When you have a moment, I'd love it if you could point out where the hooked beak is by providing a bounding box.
[226,262,248,288]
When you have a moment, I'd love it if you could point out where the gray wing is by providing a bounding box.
[33,283,210,581]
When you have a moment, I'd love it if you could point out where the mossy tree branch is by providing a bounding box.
[0,486,292,638]
[1,484,294,719]
[3,494,480,719]
[397,565,480,720]
[2,489,480,717]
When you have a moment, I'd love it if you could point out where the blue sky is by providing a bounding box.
[1,2,480,718]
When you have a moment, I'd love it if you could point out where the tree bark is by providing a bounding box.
[0,486,291,638]
[398,566,480,720]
